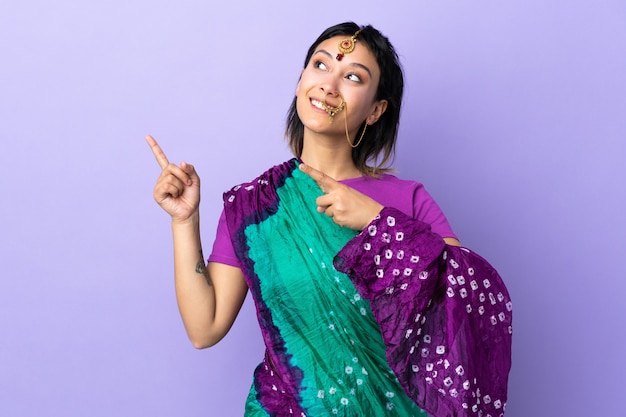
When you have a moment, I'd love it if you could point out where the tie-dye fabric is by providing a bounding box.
[222,159,512,416]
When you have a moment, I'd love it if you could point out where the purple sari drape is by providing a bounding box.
[334,207,513,416]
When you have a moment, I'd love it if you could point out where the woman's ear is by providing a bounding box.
[367,99,388,125]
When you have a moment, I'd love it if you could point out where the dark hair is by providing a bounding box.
[285,22,404,176]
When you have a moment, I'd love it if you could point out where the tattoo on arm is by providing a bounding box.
[195,250,213,286]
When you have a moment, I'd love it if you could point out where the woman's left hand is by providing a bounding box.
[300,164,384,231]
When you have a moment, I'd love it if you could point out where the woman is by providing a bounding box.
[147,22,512,417]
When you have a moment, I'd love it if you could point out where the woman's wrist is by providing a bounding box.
[171,211,200,229]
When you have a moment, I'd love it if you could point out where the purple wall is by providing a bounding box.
[1,1,624,416]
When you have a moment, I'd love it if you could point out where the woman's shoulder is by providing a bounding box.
[221,159,299,229]
[342,172,425,193]
[224,159,298,197]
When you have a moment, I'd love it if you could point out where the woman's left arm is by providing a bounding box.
[299,163,462,247]
[333,208,513,417]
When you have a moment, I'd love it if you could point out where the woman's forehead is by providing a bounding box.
[313,36,379,69]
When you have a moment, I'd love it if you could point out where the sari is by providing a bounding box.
[222,159,512,416]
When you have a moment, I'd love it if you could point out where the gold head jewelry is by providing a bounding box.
[336,30,362,61]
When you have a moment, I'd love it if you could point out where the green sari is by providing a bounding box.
[223,159,512,416]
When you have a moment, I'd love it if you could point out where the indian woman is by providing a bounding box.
[147,22,512,417]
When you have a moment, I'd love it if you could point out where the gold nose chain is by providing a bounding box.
[320,92,367,148]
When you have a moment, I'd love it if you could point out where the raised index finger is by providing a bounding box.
[145,135,170,169]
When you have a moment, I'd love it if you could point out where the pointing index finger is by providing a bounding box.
[300,163,337,193]
[145,135,170,169]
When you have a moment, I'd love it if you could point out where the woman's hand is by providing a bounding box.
[300,163,383,231]
[146,135,201,223]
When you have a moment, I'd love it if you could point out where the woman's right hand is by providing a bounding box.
[146,135,201,223]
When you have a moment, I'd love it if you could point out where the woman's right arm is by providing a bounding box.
[147,135,248,349]
[171,215,248,348]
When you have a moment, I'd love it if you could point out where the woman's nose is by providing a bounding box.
[319,75,341,96]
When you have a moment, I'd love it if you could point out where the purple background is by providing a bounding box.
[1,1,624,416]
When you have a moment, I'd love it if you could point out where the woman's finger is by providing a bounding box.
[299,163,338,194]
[146,135,170,170]
[155,176,185,199]
[158,162,192,186]
[181,161,198,185]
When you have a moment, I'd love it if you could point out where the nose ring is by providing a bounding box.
[321,92,346,122]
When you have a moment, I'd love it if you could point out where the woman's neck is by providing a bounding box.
[299,132,362,181]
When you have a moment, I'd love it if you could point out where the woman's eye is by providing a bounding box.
[347,73,362,83]
[314,60,328,70]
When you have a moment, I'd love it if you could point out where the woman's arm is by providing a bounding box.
[299,163,463,248]
[171,215,248,348]
[147,135,247,348]
[333,207,512,416]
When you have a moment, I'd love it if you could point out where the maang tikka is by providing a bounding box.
[336,30,361,61]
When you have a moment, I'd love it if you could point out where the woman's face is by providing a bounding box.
[295,35,387,139]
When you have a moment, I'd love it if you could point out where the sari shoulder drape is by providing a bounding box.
[334,207,513,417]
